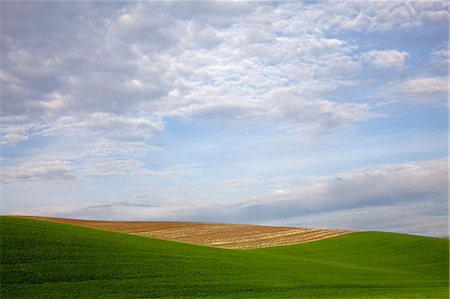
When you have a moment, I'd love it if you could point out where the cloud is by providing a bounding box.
[8,201,160,221]
[0,124,30,144]
[1,3,173,120]
[174,158,448,236]
[40,113,164,139]
[377,75,448,105]
[337,1,448,31]
[0,160,75,183]
[379,76,449,105]
[152,29,370,131]
[185,158,445,224]
[399,76,448,94]
[217,177,260,189]
[417,3,449,24]
[82,138,159,159]
[18,158,447,236]
[0,1,373,139]
[430,42,449,70]
[361,50,409,68]
[274,1,448,33]
[0,112,164,148]
[2,1,446,140]
[275,201,448,237]
[0,157,194,184]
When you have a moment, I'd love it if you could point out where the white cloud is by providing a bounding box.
[400,76,448,94]
[2,1,447,121]
[3,1,445,139]
[1,1,377,139]
[0,112,164,148]
[274,1,448,33]
[418,6,449,24]
[335,1,448,31]
[430,42,449,73]
[274,201,448,237]
[217,177,259,189]
[379,76,448,105]
[40,113,164,139]
[202,158,446,233]
[76,159,146,178]
[361,50,409,68]
[1,160,75,183]
[82,138,159,159]
[0,157,194,184]
[0,124,30,144]
[150,28,369,131]
[16,158,446,236]
[431,42,449,63]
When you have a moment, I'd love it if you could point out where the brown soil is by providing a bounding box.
[18,216,355,248]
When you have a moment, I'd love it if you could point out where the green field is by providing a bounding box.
[1,216,448,298]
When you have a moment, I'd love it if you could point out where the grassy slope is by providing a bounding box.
[1,216,448,298]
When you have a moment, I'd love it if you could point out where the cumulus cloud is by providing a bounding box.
[274,1,448,33]
[379,76,449,104]
[0,124,30,144]
[377,75,448,105]
[361,50,409,68]
[399,76,448,94]
[2,1,447,139]
[0,2,390,135]
[1,0,447,146]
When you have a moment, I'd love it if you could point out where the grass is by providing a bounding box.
[1,216,448,298]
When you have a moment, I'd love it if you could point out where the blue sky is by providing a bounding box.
[1,1,448,236]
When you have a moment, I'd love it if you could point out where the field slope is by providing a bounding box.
[18,216,352,248]
[1,216,448,298]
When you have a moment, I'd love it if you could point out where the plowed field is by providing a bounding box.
[19,216,353,248]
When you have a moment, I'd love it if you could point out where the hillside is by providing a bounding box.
[18,216,352,248]
[1,216,448,298]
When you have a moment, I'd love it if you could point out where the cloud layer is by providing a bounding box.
[3,1,447,138]
[14,158,447,236]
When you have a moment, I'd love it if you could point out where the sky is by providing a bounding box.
[1,1,448,237]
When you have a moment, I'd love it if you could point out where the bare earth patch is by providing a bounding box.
[18,216,355,248]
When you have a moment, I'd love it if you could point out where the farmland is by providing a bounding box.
[1,216,448,298]
[20,216,353,248]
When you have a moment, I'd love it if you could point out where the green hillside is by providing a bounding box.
[1,216,448,298]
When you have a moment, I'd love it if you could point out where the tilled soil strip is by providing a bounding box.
[18,216,355,249]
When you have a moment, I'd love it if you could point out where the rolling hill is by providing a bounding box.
[1,216,448,298]
[18,216,353,248]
